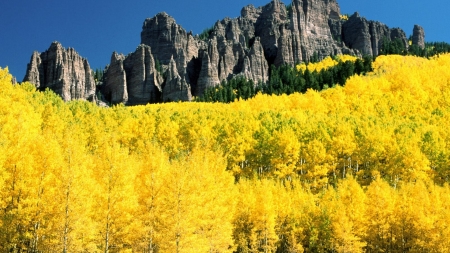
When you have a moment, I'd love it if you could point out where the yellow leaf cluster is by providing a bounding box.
[296,55,358,72]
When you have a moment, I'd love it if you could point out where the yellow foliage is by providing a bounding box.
[1,51,450,252]
[296,55,358,73]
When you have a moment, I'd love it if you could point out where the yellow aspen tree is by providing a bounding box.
[305,188,333,252]
[273,181,306,253]
[51,126,97,252]
[250,180,278,253]
[364,175,396,252]
[329,123,357,181]
[0,83,42,251]
[134,145,168,253]
[300,139,333,192]
[92,142,139,253]
[390,181,420,252]
[270,128,301,180]
[233,180,257,253]
[156,149,235,253]
[428,183,450,252]
[193,151,236,253]
[329,177,367,253]
[401,179,440,252]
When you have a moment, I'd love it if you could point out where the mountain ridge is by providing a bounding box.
[23,0,425,105]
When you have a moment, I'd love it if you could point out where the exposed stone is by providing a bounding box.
[197,51,220,94]
[163,57,192,102]
[123,45,162,105]
[244,37,269,83]
[103,45,163,105]
[241,4,263,23]
[23,42,96,102]
[254,0,288,62]
[24,0,424,105]
[141,12,199,67]
[290,0,344,61]
[342,12,409,56]
[412,24,425,49]
[103,52,128,104]
[390,28,408,49]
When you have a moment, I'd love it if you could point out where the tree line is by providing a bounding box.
[197,55,372,103]
[197,39,450,104]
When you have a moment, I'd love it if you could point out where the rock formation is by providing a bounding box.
[102,52,128,104]
[342,12,408,57]
[23,42,96,102]
[412,24,425,49]
[163,57,192,102]
[24,0,425,105]
[103,45,163,105]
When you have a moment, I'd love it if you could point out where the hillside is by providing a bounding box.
[2,53,450,252]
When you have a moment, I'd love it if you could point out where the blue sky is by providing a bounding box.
[1,0,448,80]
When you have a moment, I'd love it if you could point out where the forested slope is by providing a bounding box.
[1,53,450,252]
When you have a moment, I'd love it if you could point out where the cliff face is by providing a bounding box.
[412,25,425,49]
[103,45,163,105]
[342,12,408,57]
[23,42,96,102]
[24,0,424,105]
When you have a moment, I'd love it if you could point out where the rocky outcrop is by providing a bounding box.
[23,42,96,102]
[123,45,163,105]
[342,12,408,56]
[163,57,192,102]
[242,37,269,83]
[24,0,425,105]
[141,12,199,67]
[103,52,128,104]
[103,45,163,105]
[412,25,425,49]
[290,0,344,61]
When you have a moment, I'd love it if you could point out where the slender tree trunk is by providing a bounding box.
[63,184,71,253]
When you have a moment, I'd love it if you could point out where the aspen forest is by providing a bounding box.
[2,53,450,252]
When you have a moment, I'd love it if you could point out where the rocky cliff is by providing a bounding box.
[102,45,164,105]
[23,42,96,102]
[24,0,425,105]
[341,12,408,57]
[412,24,425,49]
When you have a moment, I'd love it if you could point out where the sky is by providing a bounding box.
[1,0,449,80]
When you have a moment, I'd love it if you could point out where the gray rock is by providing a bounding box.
[103,52,128,104]
[412,25,425,49]
[245,37,269,83]
[25,0,424,105]
[163,56,192,102]
[141,12,199,67]
[197,50,220,94]
[342,12,409,56]
[23,42,96,102]
[103,45,163,105]
[123,45,162,105]
[390,28,409,50]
